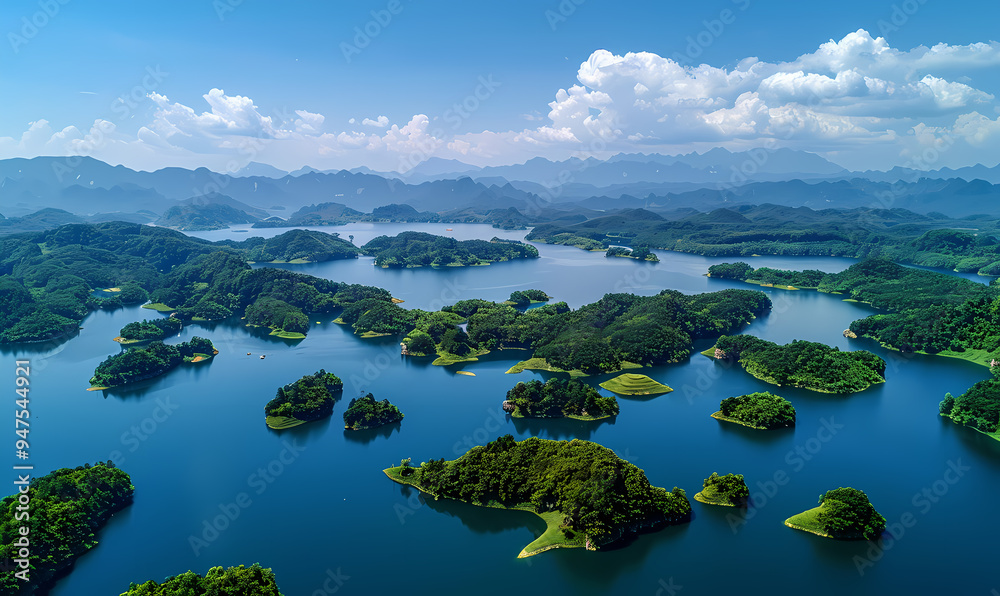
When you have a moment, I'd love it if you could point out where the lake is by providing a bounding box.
[9,223,999,595]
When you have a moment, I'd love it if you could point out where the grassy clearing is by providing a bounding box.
[383,467,584,558]
[710,411,769,430]
[142,303,174,312]
[268,329,306,340]
[694,486,743,507]
[599,373,672,395]
[265,415,307,430]
[455,371,476,377]
[784,506,832,538]
[504,357,588,377]
[359,331,392,338]
[431,348,490,366]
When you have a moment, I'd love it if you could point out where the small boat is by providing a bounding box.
[260,355,266,360]
[446,228,453,231]
[247,352,251,355]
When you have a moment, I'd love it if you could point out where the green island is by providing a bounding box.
[264,370,343,430]
[89,337,217,388]
[694,473,750,507]
[504,289,551,307]
[343,393,404,430]
[384,435,691,557]
[0,462,134,595]
[503,378,619,420]
[0,222,384,343]
[360,232,539,267]
[115,317,182,343]
[709,335,886,393]
[606,245,659,262]
[940,375,1000,442]
[599,373,673,395]
[527,204,1000,275]
[785,487,886,540]
[711,391,796,429]
[118,563,284,596]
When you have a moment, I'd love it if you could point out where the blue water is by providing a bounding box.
[7,223,998,595]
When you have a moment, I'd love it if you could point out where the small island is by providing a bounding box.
[694,473,749,507]
[503,378,619,420]
[89,337,217,389]
[711,391,796,430]
[115,317,182,344]
[606,246,659,262]
[119,564,283,596]
[343,393,404,430]
[785,487,886,540]
[504,289,552,307]
[361,232,539,268]
[264,370,343,429]
[599,373,673,396]
[0,462,134,594]
[940,378,1000,442]
[384,435,691,557]
[708,335,886,393]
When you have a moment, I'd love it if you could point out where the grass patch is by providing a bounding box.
[710,411,770,430]
[694,486,744,507]
[431,348,490,366]
[599,373,672,396]
[383,467,584,558]
[268,329,307,340]
[359,331,392,338]
[455,371,476,377]
[784,506,832,538]
[504,357,588,377]
[142,303,174,312]
[265,415,307,430]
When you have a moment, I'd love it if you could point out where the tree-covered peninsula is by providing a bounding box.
[360,232,539,267]
[116,317,182,343]
[785,487,886,540]
[503,378,619,420]
[694,473,750,507]
[385,435,691,557]
[712,391,796,429]
[0,462,134,595]
[343,393,404,430]
[90,337,217,388]
[264,370,343,429]
[118,564,284,596]
[710,335,886,393]
[940,377,1000,441]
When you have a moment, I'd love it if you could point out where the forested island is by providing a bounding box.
[90,337,217,388]
[528,204,1000,275]
[712,391,796,429]
[694,473,750,507]
[710,335,886,393]
[504,289,551,307]
[606,246,659,262]
[0,462,134,595]
[118,564,284,596]
[115,317,182,343]
[0,222,386,343]
[940,377,1000,441]
[385,435,691,556]
[264,370,343,429]
[503,378,619,420]
[785,487,886,540]
[343,393,404,430]
[360,231,539,267]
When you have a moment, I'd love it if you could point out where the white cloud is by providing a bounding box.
[362,115,389,128]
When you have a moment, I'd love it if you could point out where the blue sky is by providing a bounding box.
[2,0,999,172]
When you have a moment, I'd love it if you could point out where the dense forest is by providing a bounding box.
[788,487,886,540]
[715,391,796,429]
[264,370,343,428]
[118,317,182,342]
[119,564,284,596]
[940,376,1000,436]
[714,335,886,393]
[391,435,691,549]
[0,222,384,342]
[504,378,619,420]
[528,204,1000,274]
[90,337,216,388]
[343,393,404,430]
[0,462,134,595]
[695,473,750,507]
[360,232,539,267]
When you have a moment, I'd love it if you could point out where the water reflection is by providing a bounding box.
[510,416,615,440]
[344,421,402,444]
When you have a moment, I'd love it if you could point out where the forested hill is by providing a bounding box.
[360,232,539,267]
[0,222,372,342]
[527,204,1000,275]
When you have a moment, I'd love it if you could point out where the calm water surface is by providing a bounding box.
[8,223,998,595]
